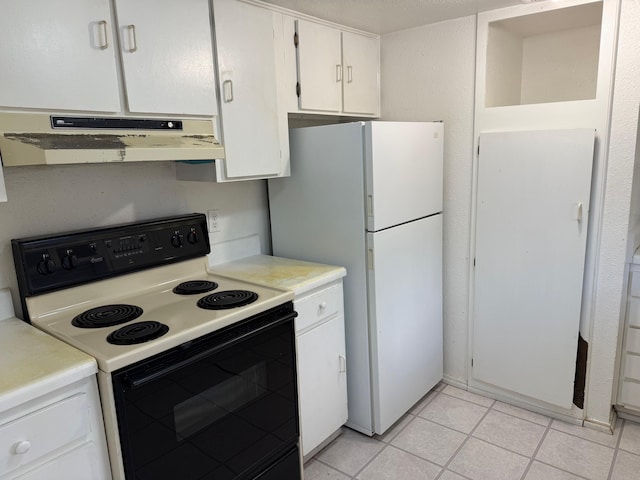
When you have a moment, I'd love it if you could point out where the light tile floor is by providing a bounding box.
[303,384,640,480]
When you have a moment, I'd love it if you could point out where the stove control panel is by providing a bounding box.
[12,213,210,297]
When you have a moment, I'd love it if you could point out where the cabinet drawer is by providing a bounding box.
[624,354,640,381]
[631,271,640,298]
[620,381,640,409]
[627,328,640,354]
[294,284,342,332]
[0,394,90,475]
[629,297,640,328]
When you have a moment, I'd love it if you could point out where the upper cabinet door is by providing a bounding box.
[0,0,120,112]
[295,20,342,112]
[213,0,282,179]
[342,32,379,116]
[114,0,217,115]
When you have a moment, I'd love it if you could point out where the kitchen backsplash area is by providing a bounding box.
[0,161,271,317]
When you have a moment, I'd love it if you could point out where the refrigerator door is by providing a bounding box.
[367,214,443,434]
[269,122,374,433]
[365,122,443,232]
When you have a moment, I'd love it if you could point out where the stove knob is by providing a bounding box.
[62,254,79,270]
[171,234,183,248]
[187,230,198,244]
[37,259,56,275]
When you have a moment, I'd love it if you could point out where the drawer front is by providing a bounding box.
[624,354,640,381]
[0,394,90,474]
[294,284,342,332]
[621,381,640,409]
[629,298,640,328]
[627,328,640,354]
[631,271,640,298]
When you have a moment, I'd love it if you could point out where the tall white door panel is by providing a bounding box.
[213,0,281,178]
[115,0,217,115]
[472,129,595,408]
[365,122,443,231]
[367,214,443,433]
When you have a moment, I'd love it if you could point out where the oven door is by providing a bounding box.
[112,303,300,480]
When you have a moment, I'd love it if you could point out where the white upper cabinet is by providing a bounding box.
[0,0,121,112]
[294,19,379,116]
[295,20,343,112]
[114,0,217,115]
[212,0,286,180]
[342,32,380,115]
[0,0,217,116]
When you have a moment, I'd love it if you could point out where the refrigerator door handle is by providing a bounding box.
[367,195,374,217]
[368,248,374,269]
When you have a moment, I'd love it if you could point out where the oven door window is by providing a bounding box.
[112,315,298,480]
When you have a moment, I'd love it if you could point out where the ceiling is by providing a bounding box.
[260,0,528,34]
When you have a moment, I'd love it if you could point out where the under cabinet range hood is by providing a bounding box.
[0,113,224,166]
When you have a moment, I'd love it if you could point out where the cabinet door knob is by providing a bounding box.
[319,301,327,311]
[336,64,342,82]
[13,440,31,454]
[347,66,353,83]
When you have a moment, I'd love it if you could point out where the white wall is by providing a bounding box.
[380,15,477,384]
[0,162,271,317]
[587,0,640,424]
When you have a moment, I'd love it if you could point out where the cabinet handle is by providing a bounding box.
[98,20,109,49]
[339,354,346,373]
[223,79,234,103]
[347,66,353,83]
[576,202,583,223]
[126,24,138,53]
[13,440,31,455]
[336,64,342,82]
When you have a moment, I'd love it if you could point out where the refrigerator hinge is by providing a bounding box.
[293,31,299,48]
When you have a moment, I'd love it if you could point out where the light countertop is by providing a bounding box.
[0,290,97,414]
[212,255,346,296]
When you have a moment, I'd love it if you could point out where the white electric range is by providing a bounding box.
[12,214,301,480]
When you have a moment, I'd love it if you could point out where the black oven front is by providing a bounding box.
[111,302,300,480]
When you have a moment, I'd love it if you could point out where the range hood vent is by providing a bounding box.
[0,113,224,166]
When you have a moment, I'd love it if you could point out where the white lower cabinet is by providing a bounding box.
[294,281,347,459]
[0,378,110,480]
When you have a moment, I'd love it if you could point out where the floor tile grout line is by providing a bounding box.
[519,415,553,480]
[488,400,553,428]
[439,388,496,408]
[439,397,496,475]
[607,418,625,480]
[547,423,622,449]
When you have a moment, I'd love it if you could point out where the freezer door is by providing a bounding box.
[365,122,443,232]
[367,215,443,434]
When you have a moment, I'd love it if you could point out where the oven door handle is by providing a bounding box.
[123,311,297,389]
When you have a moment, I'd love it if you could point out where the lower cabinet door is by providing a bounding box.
[297,315,347,456]
[16,442,105,480]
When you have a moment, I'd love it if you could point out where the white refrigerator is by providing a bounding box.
[268,121,443,435]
